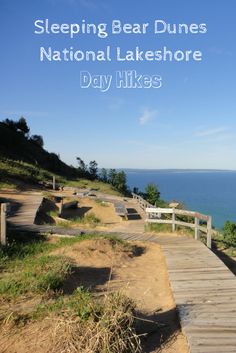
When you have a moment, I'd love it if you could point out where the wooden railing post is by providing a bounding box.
[195,216,199,240]
[52,175,56,190]
[146,207,213,248]
[172,208,176,232]
[207,216,212,249]
[59,198,64,217]
[1,203,7,245]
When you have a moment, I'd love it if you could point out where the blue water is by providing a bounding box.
[124,169,236,229]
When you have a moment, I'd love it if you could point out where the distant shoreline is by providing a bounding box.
[118,168,236,173]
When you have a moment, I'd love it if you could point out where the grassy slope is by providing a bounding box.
[0,158,123,196]
[0,122,123,195]
[67,178,123,196]
[0,233,141,352]
[0,158,65,189]
[0,233,131,299]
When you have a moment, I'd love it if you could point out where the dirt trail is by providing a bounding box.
[110,242,189,353]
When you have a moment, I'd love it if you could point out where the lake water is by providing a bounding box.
[124,169,236,229]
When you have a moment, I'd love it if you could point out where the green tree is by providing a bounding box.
[144,183,160,205]
[108,169,117,186]
[3,117,30,137]
[16,117,30,136]
[114,171,127,193]
[76,157,87,177]
[100,168,108,182]
[89,160,98,180]
[2,118,17,131]
[31,135,44,148]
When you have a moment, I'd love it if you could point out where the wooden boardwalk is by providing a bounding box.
[115,233,236,353]
[3,194,236,352]
[4,194,43,228]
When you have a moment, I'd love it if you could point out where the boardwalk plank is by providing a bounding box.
[159,235,236,353]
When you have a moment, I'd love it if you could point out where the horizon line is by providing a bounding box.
[110,167,236,172]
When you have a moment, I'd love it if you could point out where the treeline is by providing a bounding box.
[99,168,128,194]
[0,117,78,178]
[76,157,129,194]
[77,155,167,199]
[76,157,98,180]
[2,117,44,148]
[1,117,130,194]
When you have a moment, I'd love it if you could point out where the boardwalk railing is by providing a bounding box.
[146,208,212,248]
[132,193,153,210]
[132,193,212,248]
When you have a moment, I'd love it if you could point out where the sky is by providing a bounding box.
[0,0,236,169]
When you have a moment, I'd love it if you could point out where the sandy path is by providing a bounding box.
[110,242,189,353]
[53,238,189,353]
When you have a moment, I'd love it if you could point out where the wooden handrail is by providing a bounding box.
[132,193,212,248]
[131,192,153,210]
[146,207,212,248]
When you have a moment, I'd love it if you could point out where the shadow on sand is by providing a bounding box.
[62,206,92,219]
[212,241,236,275]
[63,266,113,294]
[137,307,182,352]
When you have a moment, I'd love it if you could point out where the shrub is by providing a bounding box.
[222,221,236,247]
[144,183,160,205]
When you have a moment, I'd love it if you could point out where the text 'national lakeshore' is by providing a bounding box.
[40,46,202,62]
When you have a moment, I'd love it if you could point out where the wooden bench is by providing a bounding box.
[115,203,128,220]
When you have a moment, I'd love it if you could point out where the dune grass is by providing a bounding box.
[0,233,142,353]
[66,179,123,196]
[0,233,133,300]
[0,158,64,189]
[0,158,124,197]
[57,213,101,228]
[145,222,195,236]
[0,255,70,299]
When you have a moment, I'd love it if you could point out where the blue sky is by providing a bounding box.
[0,0,236,169]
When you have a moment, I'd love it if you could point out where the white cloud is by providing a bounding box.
[194,127,228,137]
[138,108,158,126]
